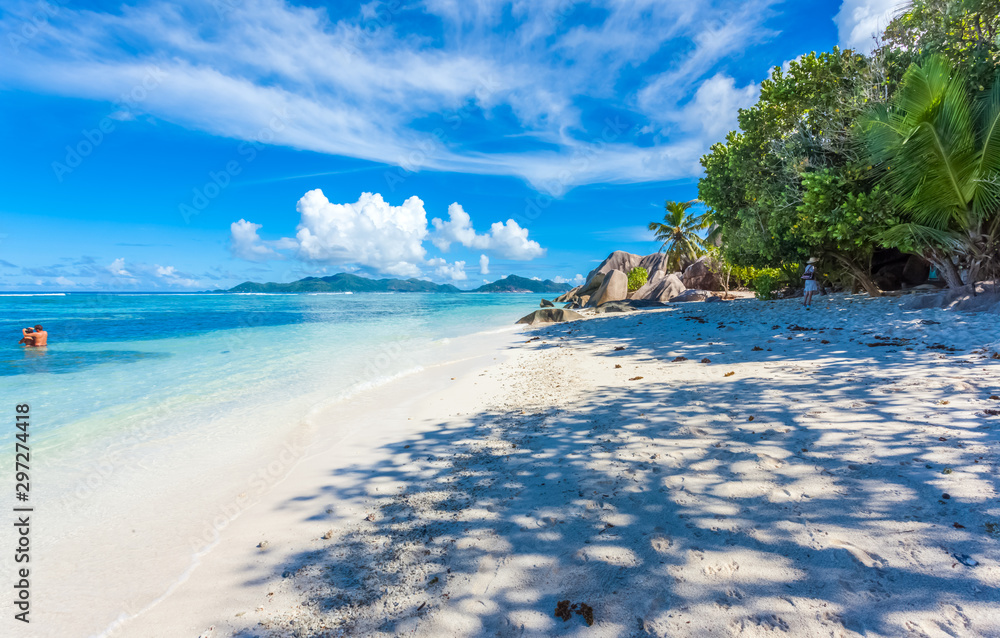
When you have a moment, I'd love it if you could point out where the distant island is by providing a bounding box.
[224,272,572,294]
[471,274,571,293]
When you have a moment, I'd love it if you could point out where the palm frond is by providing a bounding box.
[973,71,1000,219]
[877,222,965,251]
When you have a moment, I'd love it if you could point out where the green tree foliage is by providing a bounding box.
[879,0,1000,91]
[648,200,708,270]
[697,2,1000,293]
[699,49,888,295]
[627,267,649,292]
[862,55,1000,287]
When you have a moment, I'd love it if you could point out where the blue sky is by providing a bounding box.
[0,0,899,290]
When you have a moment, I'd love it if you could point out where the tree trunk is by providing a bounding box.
[928,249,964,289]
[831,253,882,297]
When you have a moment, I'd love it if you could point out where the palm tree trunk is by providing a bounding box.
[831,253,882,297]
[928,249,964,289]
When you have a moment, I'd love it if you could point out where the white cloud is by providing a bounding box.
[55,276,75,287]
[681,74,760,141]
[431,203,481,252]
[154,264,200,287]
[107,257,131,277]
[0,0,783,190]
[230,219,293,262]
[295,190,429,277]
[835,0,905,53]
[431,203,544,259]
[554,274,585,285]
[428,257,467,281]
[640,73,759,159]
[479,254,490,275]
[483,219,545,260]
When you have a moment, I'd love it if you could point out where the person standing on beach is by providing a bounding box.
[802,258,819,309]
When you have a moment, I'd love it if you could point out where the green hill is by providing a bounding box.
[228,273,462,293]
[473,275,572,293]
[224,272,572,294]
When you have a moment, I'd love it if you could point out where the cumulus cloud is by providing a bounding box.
[835,0,905,53]
[234,191,545,279]
[295,191,429,277]
[107,257,132,277]
[154,264,200,287]
[554,274,585,285]
[431,203,544,260]
[230,219,296,262]
[680,74,760,142]
[428,257,467,281]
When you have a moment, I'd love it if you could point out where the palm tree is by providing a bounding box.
[648,200,709,270]
[863,55,1000,288]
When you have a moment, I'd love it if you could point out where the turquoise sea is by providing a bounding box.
[0,291,547,634]
[0,291,542,510]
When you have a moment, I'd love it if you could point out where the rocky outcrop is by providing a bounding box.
[636,252,670,277]
[585,251,671,284]
[669,289,712,303]
[585,251,642,283]
[632,273,685,303]
[587,270,628,307]
[540,299,554,308]
[554,286,581,303]
[516,308,585,325]
[681,257,723,291]
[579,272,606,297]
[902,255,930,286]
[594,299,668,314]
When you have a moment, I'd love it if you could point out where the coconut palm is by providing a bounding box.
[863,55,1000,288]
[648,200,709,270]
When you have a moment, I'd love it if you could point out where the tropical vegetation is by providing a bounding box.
[648,200,710,271]
[627,267,649,292]
[695,0,1000,296]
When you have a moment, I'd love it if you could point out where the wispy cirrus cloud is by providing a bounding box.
[0,0,785,193]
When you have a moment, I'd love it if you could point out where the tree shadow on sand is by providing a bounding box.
[232,303,1000,637]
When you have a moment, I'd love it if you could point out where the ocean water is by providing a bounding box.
[0,292,543,480]
[0,292,545,634]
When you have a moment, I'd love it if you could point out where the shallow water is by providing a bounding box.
[0,291,544,518]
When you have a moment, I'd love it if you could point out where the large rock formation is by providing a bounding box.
[585,251,671,284]
[579,272,606,297]
[539,299,554,308]
[516,308,585,325]
[586,269,629,307]
[901,255,931,286]
[681,256,723,291]
[669,289,711,303]
[631,273,685,303]
[594,299,668,314]
[554,286,581,303]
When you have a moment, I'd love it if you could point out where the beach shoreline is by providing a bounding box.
[7,293,1000,637]
[112,292,1000,638]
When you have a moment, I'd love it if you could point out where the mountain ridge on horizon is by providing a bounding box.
[224,272,572,294]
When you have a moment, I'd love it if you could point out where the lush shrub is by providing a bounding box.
[627,267,649,291]
[751,269,781,301]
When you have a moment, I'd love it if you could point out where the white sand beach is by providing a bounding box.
[98,292,1000,638]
